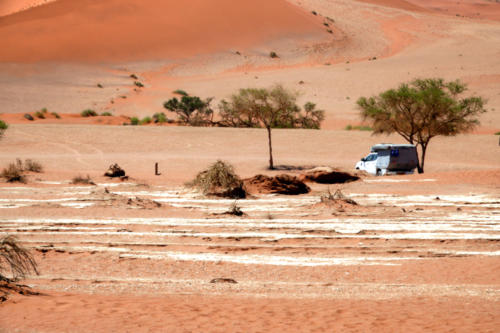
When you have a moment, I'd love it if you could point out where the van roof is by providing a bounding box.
[371,143,416,152]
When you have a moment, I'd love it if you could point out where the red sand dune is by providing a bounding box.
[0,0,326,63]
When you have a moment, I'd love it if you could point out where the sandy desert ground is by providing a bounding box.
[0,0,499,332]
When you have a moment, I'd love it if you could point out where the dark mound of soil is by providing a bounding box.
[299,167,360,184]
[244,174,310,195]
[104,163,126,178]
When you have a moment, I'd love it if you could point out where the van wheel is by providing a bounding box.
[376,169,382,176]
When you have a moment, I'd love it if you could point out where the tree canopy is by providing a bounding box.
[163,93,214,126]
[219,85,324,169]
[357,78,486,173]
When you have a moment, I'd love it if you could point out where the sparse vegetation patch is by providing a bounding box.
[189,160,246,198]
[81,109,98,117]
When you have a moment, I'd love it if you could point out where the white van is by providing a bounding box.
[355,144,418,176]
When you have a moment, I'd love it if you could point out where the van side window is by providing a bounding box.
[390,149,399,157]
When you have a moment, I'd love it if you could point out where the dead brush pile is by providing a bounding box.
[189,160,246,198]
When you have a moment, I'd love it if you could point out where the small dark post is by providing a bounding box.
[155,162,161,176]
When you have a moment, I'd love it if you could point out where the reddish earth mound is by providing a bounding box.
[0,0,326,62]
[244,174,310,195]
[299,167,360,184]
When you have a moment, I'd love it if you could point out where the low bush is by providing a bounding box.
[34,111,45,119]
[0,120,7,137]
[153,112,168,123]
[97,83,103,88]
[134,81,144,88]
[23,114,34,121]
[140,116,152,125]
[81,109,98,117]
[345,124,373,131]
[24,159,43,173]
[189,160,246,198]
[130,117,139,126]
[101,112,112,116]
[51,112,61,119]
[71,175,95,185]
[269,51,279,59]
[1,163,26,183]
[173,89,188,96]
[130,74,138,80]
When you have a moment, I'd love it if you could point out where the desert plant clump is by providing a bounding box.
[71,175,95,185]
[225,201,245,216]
[130,117,139,125]
[269,51,279,59]
[1,163,26,183]
[173,89,188,96]
[97,83,103,88]
[24,159,43,173]
[344,124,373,131]
[134,81,144,88]
[51,112,61,119]
[0,120,7,138]
[81,109,98,117]
[495,131,500,135]
[0,235,39,283]
[101,112,112,116]
[153,112,168,124]
[130,74,138,80]
[23,114,34,121]
[34,110,46,119]
[140,116,152,125]
[320,188,357,205]
[190,160,246,198]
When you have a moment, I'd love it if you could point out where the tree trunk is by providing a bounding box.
[418,143,427,174]
[267,126,274,170]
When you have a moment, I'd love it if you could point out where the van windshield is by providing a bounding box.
[365,154,377,161]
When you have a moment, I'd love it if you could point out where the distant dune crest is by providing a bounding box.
[0,0,57,17]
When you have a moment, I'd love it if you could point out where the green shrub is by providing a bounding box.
[0,120,7,136]
[101,112,112,117]
[51,112,61,119]
[97,83,103,88]
[344,124,373,131]
[173,89,188,96]
[23,114,34,121]
[153,112,168,123]
[140,116,152,125]
[81,109,98,117]
[134,81,144,88]
[495,131,500,135]
[189,160,246,198]
[34,111,45,119]
[130,117,139,125]
[270,51,279,59]
[130,74,138,80]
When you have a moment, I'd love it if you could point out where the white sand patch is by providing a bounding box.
[118,251,414,266]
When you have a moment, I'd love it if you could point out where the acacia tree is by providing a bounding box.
[357,78,486,173]
[163,93,214,126]
[219,85,324,169]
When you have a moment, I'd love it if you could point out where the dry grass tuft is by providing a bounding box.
[1,163,26,183]
[24,159,43,173]
[0,235,38,282]
[190,160,246,198]
[320,188,357,205]
[71,175,95,185]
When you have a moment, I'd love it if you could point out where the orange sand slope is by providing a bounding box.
[0,0,56,17]
[0,0,327,63]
